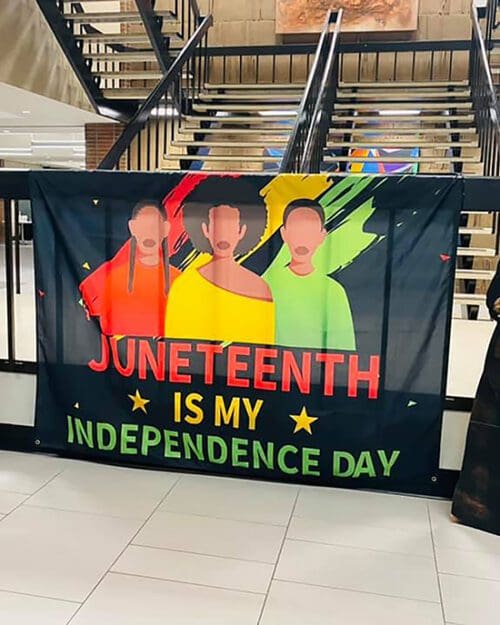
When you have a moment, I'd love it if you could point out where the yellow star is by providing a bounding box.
[128,389,150,414]
[290,407,318,435]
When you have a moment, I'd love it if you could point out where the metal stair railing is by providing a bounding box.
[98,14,213,170]
[280,10,341,174]
[300,10,343,174]
[470,4,500,178]
[37,0,203,118]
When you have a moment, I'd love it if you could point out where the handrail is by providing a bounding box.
[98,14,213,170]
[472,4,499,114]
[189,0,201,21]
[470,4,500,177]
[301,10,343,173]
[280,10,341,173]
[134,0,170,73]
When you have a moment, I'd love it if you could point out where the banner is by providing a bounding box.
[32,172,460,495]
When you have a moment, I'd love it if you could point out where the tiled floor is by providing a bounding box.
[0,451,500,624]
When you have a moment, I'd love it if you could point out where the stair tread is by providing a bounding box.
[456,269,496,279]
[337,91,471,100]
[179,127,292,135]
[103,88,157,98]
[198,93,303,101]
[64,10,176,22]
[204,82,306,90]
[339,80,469,88]
[165,153,282,162]
[193,103,298,111]
[332,114,475,122]
[85,51,158,61]
[77,32,182,43]
[326,141,477,148]
[457,247,496,256]
[459,227,494,233]
[173,139,289,147]
[183,114,296,122]
[97,71,164,79]
[335,102,472,110]
[323,155,481,163]
[329,127,477,135]
[453,293,487,301]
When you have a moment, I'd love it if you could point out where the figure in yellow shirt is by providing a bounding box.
[166,176,275,345]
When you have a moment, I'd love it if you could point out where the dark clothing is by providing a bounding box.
[452,262,500,534]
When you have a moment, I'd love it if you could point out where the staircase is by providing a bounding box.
[318,80,481,174]
[37,0,200,118]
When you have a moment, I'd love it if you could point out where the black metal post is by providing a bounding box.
[14,200,21,295]
[4,199,16,362]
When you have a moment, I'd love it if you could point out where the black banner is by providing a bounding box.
[31,171,460,495]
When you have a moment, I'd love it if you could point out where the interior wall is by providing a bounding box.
[0,0,94,113]
[196,0,473,47]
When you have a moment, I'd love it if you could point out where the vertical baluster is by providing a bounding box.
[4,199,15,363]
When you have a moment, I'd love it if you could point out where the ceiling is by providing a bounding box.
[0,81,112,168]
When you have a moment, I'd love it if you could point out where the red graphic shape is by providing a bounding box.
[38,290,46,298]
[440,254,451,262]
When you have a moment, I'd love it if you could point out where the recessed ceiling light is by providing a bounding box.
[2,129,11,133]
[21,110,31,115]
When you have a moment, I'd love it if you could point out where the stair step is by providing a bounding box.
[326,141,477,148]
[456,269,496,280]
[183,114,296,123]
[334,101,472,110]
[172,139,289,148]
[179,126,292,135]
[337,91,471,101]
[329,127,477,136]
[323,155,481,164]
[332,114,475,123]
[84,51,158,62]
[193,103,298,112]
[457,247,496,256]
[204,82,306,90]
[197,92,302,101]
[77,33,182,44]
[64,10,177,24]
[459,227,494,234]
[103,88,155,99]
[165,153,282,163]
[97,71,164,80]
[453,293,486,303]
[339,80,469,89]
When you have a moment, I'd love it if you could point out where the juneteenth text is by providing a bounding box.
[89,335,381,399]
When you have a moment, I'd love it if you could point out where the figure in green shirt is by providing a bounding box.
[264,199,356,351]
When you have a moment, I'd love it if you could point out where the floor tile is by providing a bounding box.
[437,547,500,581]
[26,461,179,520]
[260,580,444,625]
[134,510,284,563]
[288,515,433,557]
[275,539,440,602]
[0,505,140,602]
[0,589,78,625]
[0,490,28,515]
[70,572,263,625]
[0,451,66,494]
[294,486,429,530]
[160,474,297,525]
[113,544,272,593]
[441,573,500,625]
[429,500,500,555]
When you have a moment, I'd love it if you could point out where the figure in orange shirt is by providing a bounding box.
[80,200,180,337]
